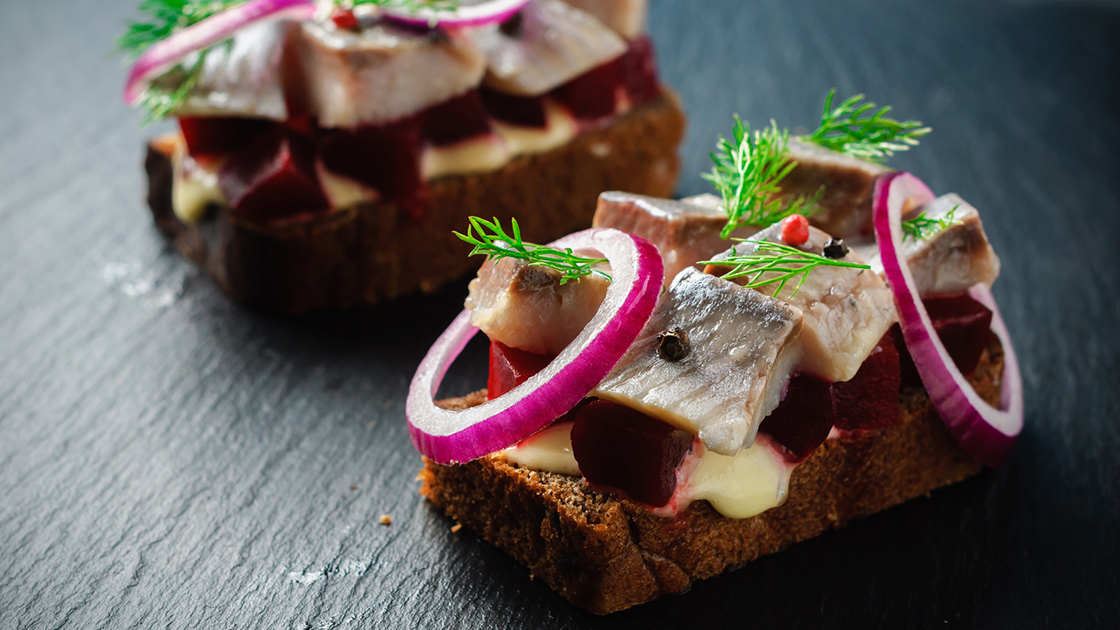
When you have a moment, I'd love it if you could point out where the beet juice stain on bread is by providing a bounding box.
[119,0,684,313]
[406,92,1023,614]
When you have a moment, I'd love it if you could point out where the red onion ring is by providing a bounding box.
[874,172,1023,467]
[122,0,316,105]
[382,0,530,28]
[406,228,663,464]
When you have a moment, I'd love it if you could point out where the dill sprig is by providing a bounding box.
[806,89,931,163]
[702,116,819,239]
[117,0,242,124]
[116,0,241,59]
[455,217,611,284]
[700,240,869,299]
[902,204,960,240]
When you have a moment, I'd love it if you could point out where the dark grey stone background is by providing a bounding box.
[1,0,1117,628]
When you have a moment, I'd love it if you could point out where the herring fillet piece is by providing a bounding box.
[593,268,802,456]
[592,191,758,285]
[171,21,291,120]
[467,0,627,97]
[716,225,897,383]
[557,0,648,39]
[851,194,1001,294]
[779,138,892,239]
[290,21,486,128]
[465,256,610,356]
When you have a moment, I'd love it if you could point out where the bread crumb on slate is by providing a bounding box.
[379,514,391,526]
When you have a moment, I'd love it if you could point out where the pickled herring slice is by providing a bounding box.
[592,191,758,285]
[852,194,1001,295]
[465,256,611,355]
[468,0,627,97]
[593,268,803,456]
[716,224,897,383]
[290,20,487,128]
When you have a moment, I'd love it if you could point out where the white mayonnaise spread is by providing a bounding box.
[171,138,226,224]
[501,421,798,520]
[503,421,581,477]
[492,100,578,157]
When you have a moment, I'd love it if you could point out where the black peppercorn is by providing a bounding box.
[499,12,524,37]
[822,238,849,259]
[657,328,690,362]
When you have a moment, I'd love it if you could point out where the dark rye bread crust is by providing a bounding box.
[420,343,1004,615]
[145,92,685,314]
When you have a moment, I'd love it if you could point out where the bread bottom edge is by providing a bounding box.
[419,343,1003,614]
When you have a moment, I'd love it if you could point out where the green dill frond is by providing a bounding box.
[699,239,869,299]
[901,204,960,240]
[116,0,242,59]
[117,0,242,124]
[702,116,819,239]
[806,89,931,163]
[454,217,611,284]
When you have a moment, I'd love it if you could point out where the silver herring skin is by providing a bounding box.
[593,268,803,455]
[291,20,488,128]
[715,224,897,383]
[468,0,627,97]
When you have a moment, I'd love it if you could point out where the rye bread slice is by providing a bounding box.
[419,342,1004,614]
[145,92,685,314]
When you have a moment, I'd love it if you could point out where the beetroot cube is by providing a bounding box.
[179,116,271,159]
[423,90,493,146]
[318,118,426,218]
[550,56,623,120]
[486,341,554,400]
[571,400,693,507]
[833,332,901,432]
[479,87,547,128]
[898,292,994,387]
[218,127,328,221]
[758,374,835,463]
[620,36,660,106]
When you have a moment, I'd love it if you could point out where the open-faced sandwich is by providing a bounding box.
[406,92,1023,614]
[119,0,684,313]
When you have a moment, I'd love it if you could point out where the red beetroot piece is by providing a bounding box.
[570,400,694,507]
[551,55,623,120]
[620,36,660,105]
[318,118,426,220]
[486,341,555,400]
[897,292,994,387]
[479,87,547,128]
[758,374,835,463]
[179,116,271,159]
[218,127,328,221]
[423,90,494,146]
[832,331,901,432]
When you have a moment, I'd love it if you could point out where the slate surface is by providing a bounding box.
[1,0,1118,628]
